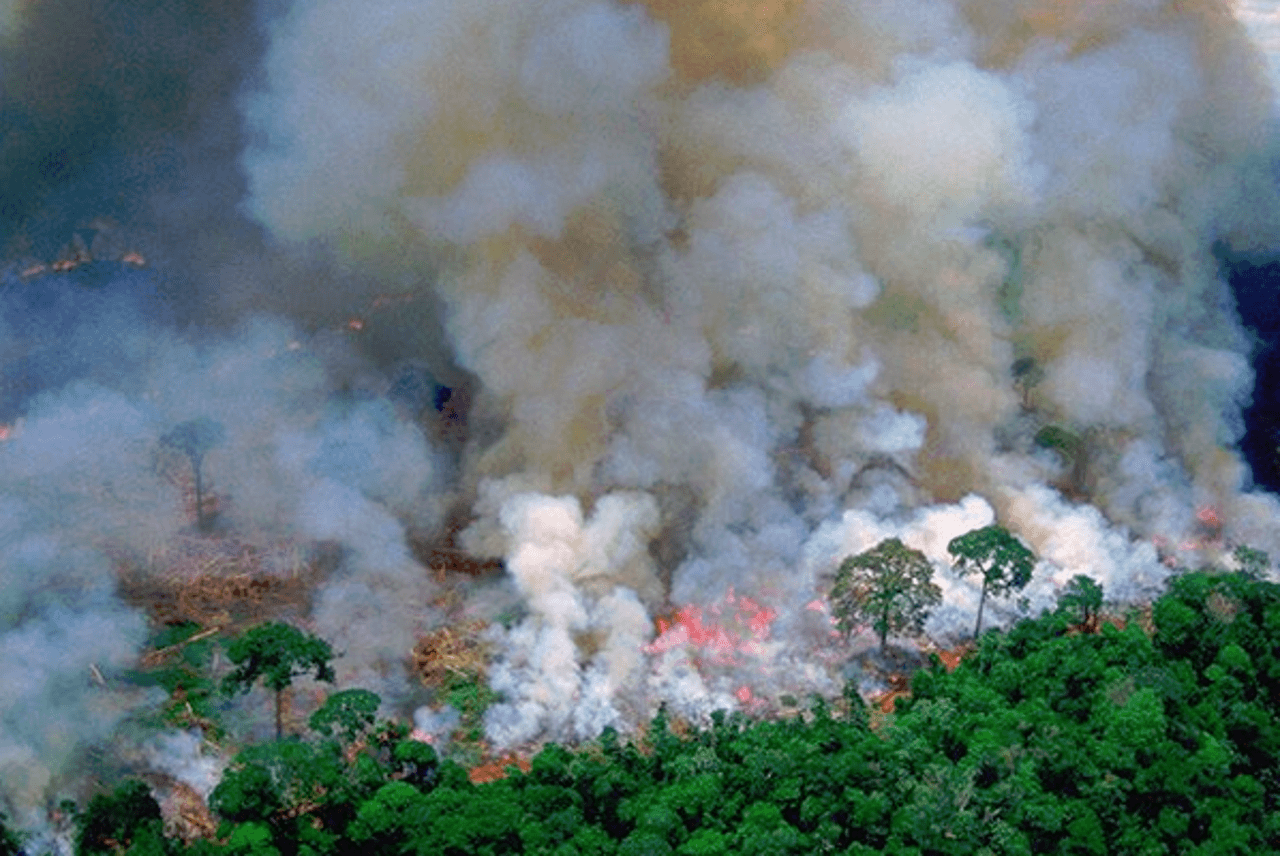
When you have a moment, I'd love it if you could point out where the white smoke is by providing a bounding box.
[0,387,160,813]
[1234,0,1280,91]
[145,731,225,799]
[482,492,657,745]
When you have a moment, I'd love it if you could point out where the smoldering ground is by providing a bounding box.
[2,0,1280,835]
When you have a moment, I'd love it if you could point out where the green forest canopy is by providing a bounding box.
[61,566,1279,856]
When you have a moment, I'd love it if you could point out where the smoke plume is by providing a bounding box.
[234,0,1280,743]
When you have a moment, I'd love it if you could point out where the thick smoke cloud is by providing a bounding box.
[237,0,1280,747]
[3,0,1280,825]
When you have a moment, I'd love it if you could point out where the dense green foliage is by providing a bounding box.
[308,689,381,744]
[131,621,224,736]
[75,780,166,856]
[72,569,1279,856]
[0,814,22,856]
[830,538,942,651]
[1057,574,1104,631]
[438,670,503,748]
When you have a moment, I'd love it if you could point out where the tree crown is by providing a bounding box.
[160,416,225,464]
[222,621,336,696]
[1057,574,1104,624]
[310,688,381,743]
[947,524,1035,594]
[830,537,942,646]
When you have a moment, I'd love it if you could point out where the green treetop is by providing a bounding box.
[948,524,1035,638]
[222,621,335,739]
[1057,574,1104,631]
[309,688,381,744]
[830,538,942,652]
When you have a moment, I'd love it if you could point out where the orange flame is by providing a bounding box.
[647,587,778,664]
[1196,505,1221,529]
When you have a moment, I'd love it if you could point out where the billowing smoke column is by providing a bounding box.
[2,0,1280,824]
[236,0,1280,739]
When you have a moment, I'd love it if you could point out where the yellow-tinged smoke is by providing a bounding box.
[638,0,806,83]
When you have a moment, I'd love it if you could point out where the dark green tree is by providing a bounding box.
[208,758,283,826]
[309,688,380,744]
[159,417,225,532]
[393,739,441,791]
[222,622,335,739]
[1012,356,1044,410]
[1058,574,1104,631]
[74,780,164,856]
[948,524,1036,638]
[831,538,942,652]
[0,813,22,856]
[346,781,433,852]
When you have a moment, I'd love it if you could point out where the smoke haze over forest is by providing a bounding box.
[3,0,1280,835]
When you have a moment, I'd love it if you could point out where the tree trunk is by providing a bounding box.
[974,583,989,638]
[275,689,283,741]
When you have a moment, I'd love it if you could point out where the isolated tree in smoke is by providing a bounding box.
[1011,356,1044,410]
[948,525,1036,638]
[159,416,225,532]
[830,538,942,653]
[1057,574,1104,632]
[222,621,335,740]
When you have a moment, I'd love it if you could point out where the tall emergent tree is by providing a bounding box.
[947,524,1035,638]
[222,621,336,739]
[830,538,942,652]
[160,416,225,532]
